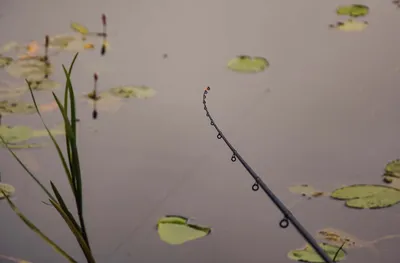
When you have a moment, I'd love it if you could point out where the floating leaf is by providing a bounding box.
[0,125,64,147]
[49,34,94,52]
[0,183,15,199]
[316,228,363,249]
[330,184,400,209]
[156,215,211,245]
[0,100,36,115]
[108,85,156,99]
[29,79,60,91]
[227,55,269,73]
[336,5,369,17]
[0,56,13,68]
[6,58,52,82]
[288,243,346,263]
[289,184,326,198]
[330,20,368,32]
[384,159,400,178]
[82,92,123,113]
[0,41,20,53]
[70,22,89,35]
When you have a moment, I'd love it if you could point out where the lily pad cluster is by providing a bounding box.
[330,5,369,31]
[156,215,211,245]
[288,243,346,263]
[227,55,269,73]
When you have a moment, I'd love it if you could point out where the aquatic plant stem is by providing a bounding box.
[202,87,334,263]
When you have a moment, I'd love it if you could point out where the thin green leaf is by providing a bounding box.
[25,80,75,194]
[49,199,95,263]
[61,63,89,248]
[0,190,77,263]
[50,181,82,234]
[0,135,55,201]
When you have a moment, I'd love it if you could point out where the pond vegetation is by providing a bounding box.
[0,3,399,263]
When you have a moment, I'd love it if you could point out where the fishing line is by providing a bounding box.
[202,86,334,263]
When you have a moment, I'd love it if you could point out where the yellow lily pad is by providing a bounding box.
[227,55,269,73]
[156,215,211,245]
[384,159,400,178]
[336,5,369,17]
[0,183,15,199]
[330,20,368,32]
[70,22,89,35]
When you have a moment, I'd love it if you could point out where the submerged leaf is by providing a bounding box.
[330,20,368,32]
[108,86,156,99]
[288,243,346,263]
[336,5,369,17]
[0,125,34,144]
[227,55,269,73]
[0,100,36,115]
[0,183,15,199]
[0,56,13,68]
[289,184,326,198]
[156,215,211,245]
[316,228,362,249]
[331,184,400,209]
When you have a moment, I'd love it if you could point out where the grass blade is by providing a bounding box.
[0,136,55,201]
[26,80,75,193]
[0,190,77,263]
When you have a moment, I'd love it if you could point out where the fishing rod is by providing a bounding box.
[202,86,334,263]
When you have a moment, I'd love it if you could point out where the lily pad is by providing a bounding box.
[0,56,13,68]
[0,183,15,199]
[330,20,368,32]
[0,100,36,115]
[108,86,156,99]
[70,22,89,35]
[49,34,95,52]
[330,184,400,209]
[28,79,60,91]
[384,159,400,178]
[289,184,326,198]
[5,58,52,82]
[0,125,64,147]
[336,5,369,17]
[156,215,211,245]
[288,243,346,263]
[227,55,269,73]
[0,41,20,53]
[83,91,123,113]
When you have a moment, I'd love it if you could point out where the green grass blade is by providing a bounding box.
[0,136,56,201]
[26,80,75,193]
[63,53,79,177]
[50,181,82,233]
[61,63,88,247]
[49,198,95,263]
[0,190,77,263]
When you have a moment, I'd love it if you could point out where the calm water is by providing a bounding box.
[1,0,400,262]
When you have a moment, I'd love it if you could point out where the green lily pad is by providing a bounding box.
[289,184,326,198]
[28,79,60,91]
[288,243,346,263]
[49,34,94,52]
[5,58,52,82]
[108,86,156,99]
[330,184,400,209]
[0,100,36,115]
[336,5,369,17]
[0,125,64,147]
[0,56,13,68]
[227,55,269,73]
[384,159,400,178]
[156,215,211,245]
[83,91,123,113]
[0,183,15,199]
[0,41,20,54]
[330,20,368,32]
